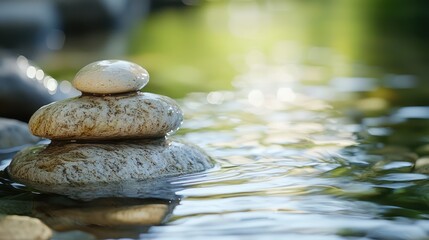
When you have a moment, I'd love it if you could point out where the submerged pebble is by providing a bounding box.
[0,215,52,240]
[414,157,429,174]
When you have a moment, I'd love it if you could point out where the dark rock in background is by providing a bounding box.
[0,0,61,59]
[0,117,39,150]
[0,54,58,122]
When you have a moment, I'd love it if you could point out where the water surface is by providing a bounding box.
[2,61,429,239]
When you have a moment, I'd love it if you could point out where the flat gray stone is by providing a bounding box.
[29,92,183,140]
[0,118,39,149]
[8,139,214,186]
[72,60,149,94]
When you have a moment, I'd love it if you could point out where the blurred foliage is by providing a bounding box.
[43,0,429,98]
[127,0,354,97]
[128,6,237,98]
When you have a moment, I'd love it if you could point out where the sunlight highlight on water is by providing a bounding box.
[127,54,426,239]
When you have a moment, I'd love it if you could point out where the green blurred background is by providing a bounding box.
[3,0,429,99]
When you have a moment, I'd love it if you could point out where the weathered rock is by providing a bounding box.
[29,92,183,140]
[0,117,39,149]
[0,215,52,240]
[8,139,214,186]
[73,60,149,94]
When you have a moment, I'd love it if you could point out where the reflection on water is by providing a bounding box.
[34,197,177,239]
[2,0,429,239]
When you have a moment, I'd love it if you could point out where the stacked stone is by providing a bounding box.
[8,60,213,188]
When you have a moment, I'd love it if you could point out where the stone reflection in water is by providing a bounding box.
[1,170,183,239]
[34,196,178,239]
[34,177,184,201]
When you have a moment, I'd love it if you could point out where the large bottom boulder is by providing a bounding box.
[8,139,214,189]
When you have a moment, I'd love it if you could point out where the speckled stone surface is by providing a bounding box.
[8,139,214,186]
[73,60,149,94]
[29,92,183,140]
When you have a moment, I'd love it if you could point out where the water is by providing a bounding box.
[2,60,429,239]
